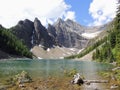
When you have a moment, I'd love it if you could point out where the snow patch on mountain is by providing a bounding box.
[81,31,101,39]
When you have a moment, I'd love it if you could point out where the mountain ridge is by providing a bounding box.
[0,18,109,59]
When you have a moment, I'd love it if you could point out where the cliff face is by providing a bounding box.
[0,18,108,59]
[11,18,107,50]
[11,19,34,48]
[34,18,56,48]
[47,18,107,48]
[47,19,88,48]
[11,18,56,49]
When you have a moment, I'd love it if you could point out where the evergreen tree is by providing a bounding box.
[0,28,32,58]
[114,5,120,65]
[109,31,116,48]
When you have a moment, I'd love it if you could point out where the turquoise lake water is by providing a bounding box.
[0,59,113,79]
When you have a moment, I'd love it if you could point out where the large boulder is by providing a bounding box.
[71,73,84,85]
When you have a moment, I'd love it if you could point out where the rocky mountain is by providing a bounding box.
[11,18,107,49]
[48,18,108,48]
[9,18,108,59]
[11,18,56,49]
[11,18,84,49]
[47,19,87,48]
[11,19,34,48]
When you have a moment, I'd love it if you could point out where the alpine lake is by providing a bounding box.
[0,59,116,90]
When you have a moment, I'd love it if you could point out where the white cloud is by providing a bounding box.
[89,0,118,26]
[0,0,76,28]
[64,11,76,21]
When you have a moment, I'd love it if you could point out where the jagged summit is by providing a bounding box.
[53,18,64,26]
[10,18,107,49]
[0,17,109,59]
[34,17,42,26]
[11,18,56,49]
[0,24,3,29]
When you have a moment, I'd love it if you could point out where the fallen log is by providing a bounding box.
[84,80,108,85]
[112,67,120,71]
[71,73,108,86]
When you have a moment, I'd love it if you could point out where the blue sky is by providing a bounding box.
[65,0,117,26]
[0,0,118,28]
[65,0,93,26]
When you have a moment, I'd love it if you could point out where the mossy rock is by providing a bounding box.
[4,71,32,86]
[14,71,32,84]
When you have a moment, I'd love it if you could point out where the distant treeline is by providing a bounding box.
[93,5,120,65]
[65,36,107,59]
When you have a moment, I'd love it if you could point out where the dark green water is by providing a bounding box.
[0,59,113,79]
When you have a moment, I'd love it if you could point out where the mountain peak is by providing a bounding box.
[18,19,33,26]
[54,18,64,26]
[34,17,38,21]
[34,18,43,31]
[0,24,3,29]
[34,17,42,24]
[57,18,63,22]
[66,19,73,22]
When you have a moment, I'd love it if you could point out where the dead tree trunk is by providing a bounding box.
[71,73,108,86]
[84,80,108,85]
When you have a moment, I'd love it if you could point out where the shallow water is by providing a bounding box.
[0,59,113,89]
[0,59,112,78]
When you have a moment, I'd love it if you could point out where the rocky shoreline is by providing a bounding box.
[0,71,82,90]
[1,71,119,90]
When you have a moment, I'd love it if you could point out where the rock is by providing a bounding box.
[111,62,117,66]
[0,87,6,90]
[71,73,108,86]
[0,85,7,90]
[14,71,32,84]
[33,86,38,89]
[71,73,84,85]
[19,83,26,88]
[110,84,118,89]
